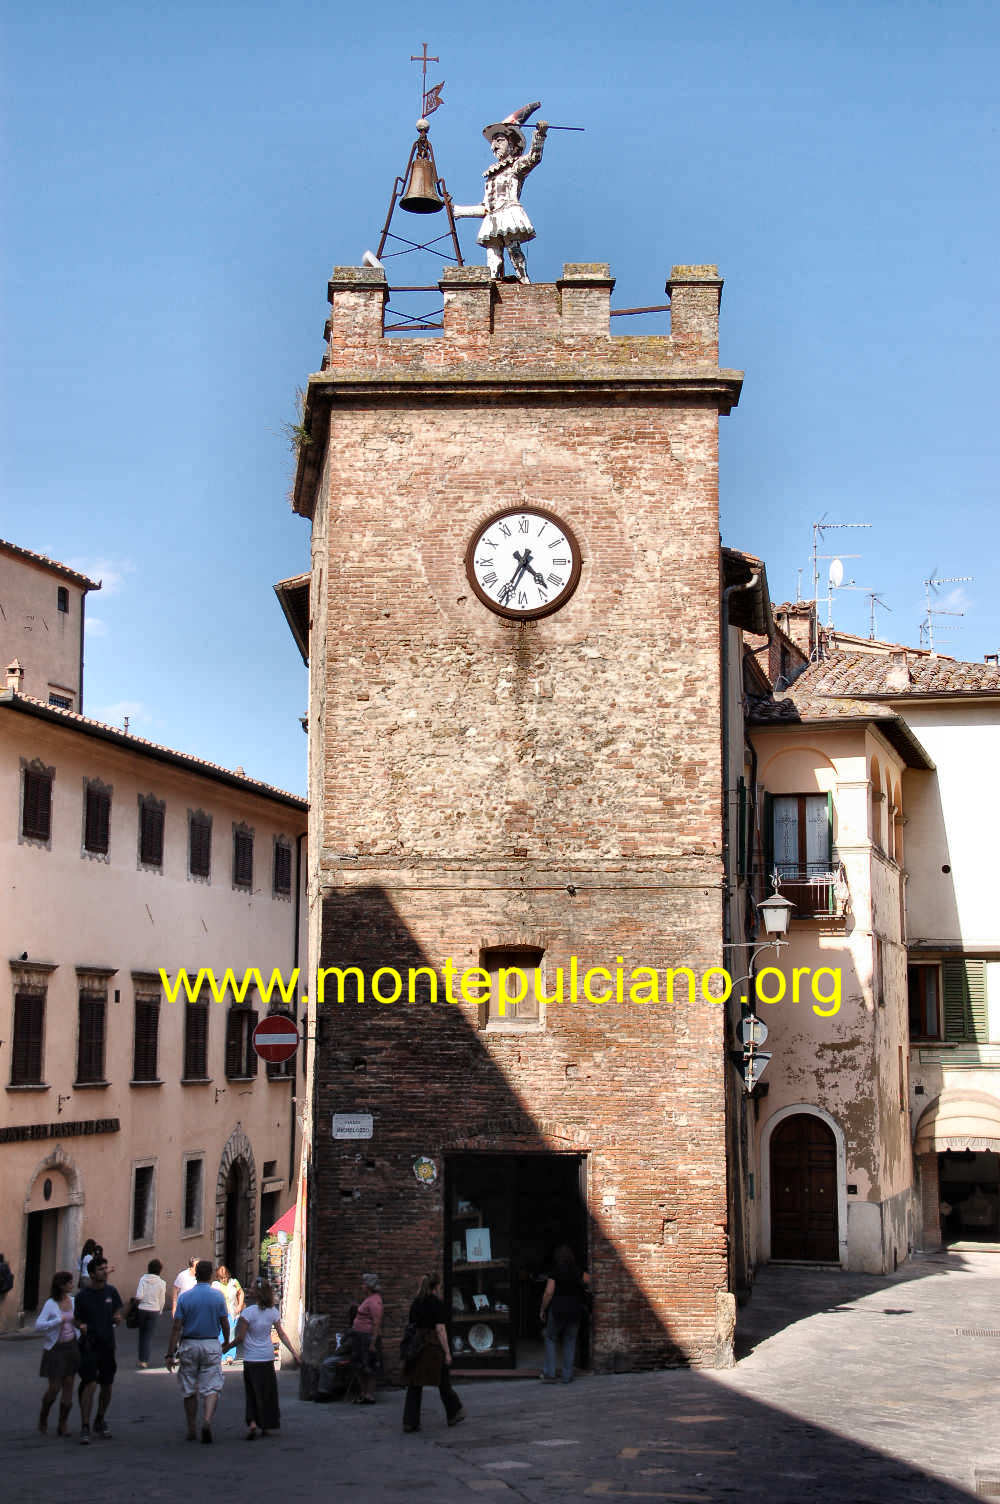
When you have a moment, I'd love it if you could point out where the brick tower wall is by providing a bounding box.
[298,265,742,1369]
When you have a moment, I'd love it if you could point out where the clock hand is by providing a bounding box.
[513,548,548,590]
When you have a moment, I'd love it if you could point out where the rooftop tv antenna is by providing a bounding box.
[810,518,871,656]
[920,570,973,652]
[867,591,893,640]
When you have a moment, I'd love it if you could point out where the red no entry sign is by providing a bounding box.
[252,1013,300,1064]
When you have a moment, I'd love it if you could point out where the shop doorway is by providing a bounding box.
[938,1149,1000,1242]
[769,1113,839,1261]
[445,1153,588,1373]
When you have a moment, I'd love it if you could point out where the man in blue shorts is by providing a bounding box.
[165,1258,229,1442]
[75,1257,123,1444]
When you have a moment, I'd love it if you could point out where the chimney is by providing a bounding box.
[885,651,911,693]
[6,659,24,693]
[985,653,998,666]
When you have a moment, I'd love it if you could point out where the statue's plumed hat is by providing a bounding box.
[483,101,541,154]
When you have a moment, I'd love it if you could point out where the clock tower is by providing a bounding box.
[293,261,743,1371]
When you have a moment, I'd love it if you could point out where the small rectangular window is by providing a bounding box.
[139,797,165,868]
[133,995,160,1081]
[233,828,254,889]
[183,998,209,1080]
[225,1005,259,1078]
[273,839,292,896]
[482,947,544,1028]
[183,1157,204,1234]
[84,783,111,855]
[22,768,53,842]
[131,1164,155,1244]
[11,991,45,1084]
[48,692,73,710]
[76,991,107,1083]
[57,586,69,613]
[189,812,212,878]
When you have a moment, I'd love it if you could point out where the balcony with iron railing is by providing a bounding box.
[752,858,850,921]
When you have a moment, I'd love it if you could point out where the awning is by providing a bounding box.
[267,1205,297,1238]
[914,1090,1000,1154]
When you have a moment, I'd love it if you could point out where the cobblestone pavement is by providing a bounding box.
[3,1250,996,1503]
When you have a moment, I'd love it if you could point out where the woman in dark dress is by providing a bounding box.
[401,1275,465,1433]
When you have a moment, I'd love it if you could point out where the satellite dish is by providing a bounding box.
[828,558,844,588]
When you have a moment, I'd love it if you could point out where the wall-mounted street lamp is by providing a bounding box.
[729,886,796,1092]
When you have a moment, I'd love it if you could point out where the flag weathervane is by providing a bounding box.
[410,41,444,118]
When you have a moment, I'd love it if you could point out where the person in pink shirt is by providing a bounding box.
[350,1273,383,1404]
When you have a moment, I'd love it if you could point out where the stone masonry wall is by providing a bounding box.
[302,265,741,1370]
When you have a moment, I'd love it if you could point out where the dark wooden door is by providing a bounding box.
[770,1114,839,1261]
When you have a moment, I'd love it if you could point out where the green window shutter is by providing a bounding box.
[943,960,988,1044]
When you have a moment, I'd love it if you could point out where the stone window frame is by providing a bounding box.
[187,808,213,884]
[129,1157,157,1250]
[137,793,166,873]
[81,776,113,863]
[7,961,57,1089]
[232,821,254,892]
[74,965,116,1087]
[181,1151,206,1237]
[18,756,55,850]
[272,834,293,901]
[478,944,547,1034]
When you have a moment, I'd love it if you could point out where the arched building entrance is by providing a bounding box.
[215,1127,258,1287]
[21,1150,84,1312]
[765,1109,842,1263]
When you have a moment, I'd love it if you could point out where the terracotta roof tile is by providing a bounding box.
[1,692,307,808]
[0,538,101,592]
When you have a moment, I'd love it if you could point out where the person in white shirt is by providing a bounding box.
[135,1258,167,1368]
[227,1278,298,1439]
[36,1271,81,1435]
[78,1239,98,1289]
[172,1257,198,1316]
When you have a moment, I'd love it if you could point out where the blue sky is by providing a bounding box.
[4,1,999,794]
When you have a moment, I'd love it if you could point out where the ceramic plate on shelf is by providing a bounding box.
[468,1323,494,1352]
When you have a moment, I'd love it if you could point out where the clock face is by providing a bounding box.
[465,507,583,620]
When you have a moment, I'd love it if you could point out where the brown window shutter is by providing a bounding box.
[133,998,160,1080]
[224,1009,242,1077]
[76,995,106,1082]
[22,771,52,841]
[273,841,292,895]
[247,1011,259,1076]
[140,803,164,866]
[183,1002,209,1078]
[233,830,253,888]
[189,816,211,878]
[11,992,45,1084]
[84,786,111,854]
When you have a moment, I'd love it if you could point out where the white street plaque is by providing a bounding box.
[332,1112,374,1139]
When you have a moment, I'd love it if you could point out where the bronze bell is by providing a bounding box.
[400,139,444,214]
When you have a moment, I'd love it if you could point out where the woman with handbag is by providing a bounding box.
[401,1274,465,1434]
[36,1271,81,1434]
[133,1258,166,1368]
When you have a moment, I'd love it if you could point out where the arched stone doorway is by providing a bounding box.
[21,1149,84,1312]
[215,1127,258,1287]
[768,1112,840,1262]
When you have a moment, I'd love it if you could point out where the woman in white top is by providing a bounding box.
[134,1257,167,1368]
[78,1239,97,1289]
[36,1270,81,1435]
[227,1277,299,1439]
